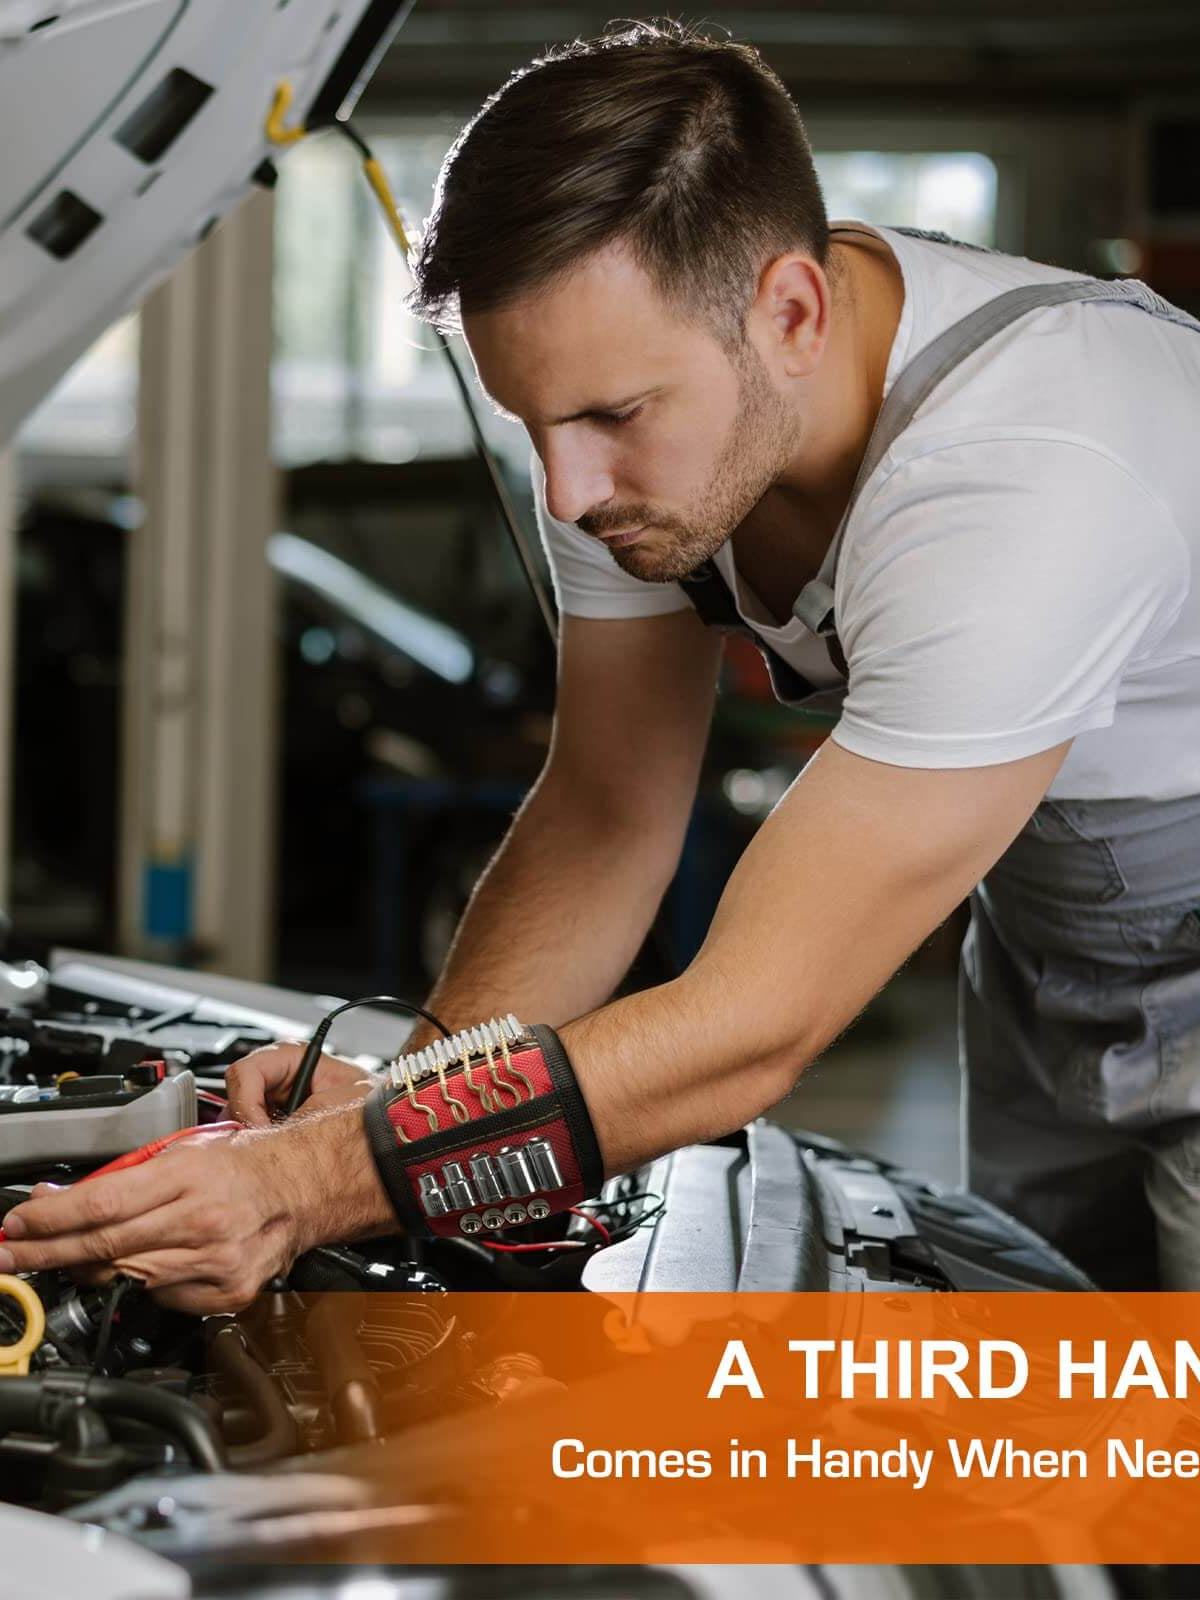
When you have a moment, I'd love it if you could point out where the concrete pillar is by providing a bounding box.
[121,191,279,978]
[0,448,15,912]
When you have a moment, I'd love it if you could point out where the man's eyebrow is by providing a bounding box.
[550,391,652,425]
[486,390,656,428]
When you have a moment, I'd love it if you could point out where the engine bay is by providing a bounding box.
[0,952,1099,1595]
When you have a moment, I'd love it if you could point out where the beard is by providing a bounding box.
[577,343,800,585]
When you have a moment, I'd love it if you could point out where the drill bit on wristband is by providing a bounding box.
[363,1017,603,1239]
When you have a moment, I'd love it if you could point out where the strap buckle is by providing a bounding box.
[793,578,837,637]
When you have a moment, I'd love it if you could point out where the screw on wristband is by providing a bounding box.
[362,1018,603,1239]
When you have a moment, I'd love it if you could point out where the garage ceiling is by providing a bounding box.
[360,1,1200,110]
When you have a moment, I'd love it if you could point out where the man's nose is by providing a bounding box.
[542,439,615,526]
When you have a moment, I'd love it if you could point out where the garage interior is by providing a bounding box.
[2,2,1200,1592]
[7,1,1197,1188]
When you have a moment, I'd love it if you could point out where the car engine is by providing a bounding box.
[0,952,1116,1599]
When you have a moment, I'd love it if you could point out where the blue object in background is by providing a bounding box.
[144,859,193,942]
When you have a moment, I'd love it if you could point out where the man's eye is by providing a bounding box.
[601,405,643,427]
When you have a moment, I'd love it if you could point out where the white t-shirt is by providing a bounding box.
[534,223,1200,802]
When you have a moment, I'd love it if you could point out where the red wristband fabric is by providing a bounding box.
[363,1020,602,1239]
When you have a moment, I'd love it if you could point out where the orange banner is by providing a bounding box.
[258,1291,1200,1565]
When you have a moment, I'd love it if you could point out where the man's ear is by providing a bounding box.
[749,251,831,379]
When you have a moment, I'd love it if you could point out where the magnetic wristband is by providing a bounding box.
[363,1017,603,1238]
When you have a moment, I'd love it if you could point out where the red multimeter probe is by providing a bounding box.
[0,1122,241,1243]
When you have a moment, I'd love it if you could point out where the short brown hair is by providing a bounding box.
[409,20,829,345]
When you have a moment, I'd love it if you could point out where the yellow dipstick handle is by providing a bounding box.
[0,1275,44,1375]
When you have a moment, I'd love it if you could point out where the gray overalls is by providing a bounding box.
[681,238,1200,1289]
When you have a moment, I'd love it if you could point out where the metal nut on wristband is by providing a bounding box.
[362,1020,603,1239]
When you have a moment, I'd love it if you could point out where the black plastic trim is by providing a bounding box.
[0,1091,141,1115]
[306,0,415,125]
[531,1024,604,1194]
[26,190,102,259]
[364,1085,426,1236]
[114,68,214,164]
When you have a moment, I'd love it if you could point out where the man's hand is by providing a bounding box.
[0,1106,395,1314]
[225,1042,379,1127]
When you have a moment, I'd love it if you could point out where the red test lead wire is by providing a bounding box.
[479,1239,588,1253]
[567,1206,611,1244]
[76,1121,243,1183]
[0,1121,242,1242]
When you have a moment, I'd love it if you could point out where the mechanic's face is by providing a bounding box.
[464,243,801,583]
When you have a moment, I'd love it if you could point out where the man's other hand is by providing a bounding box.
[225,1042,378,1127]
[0,1108,395,1314]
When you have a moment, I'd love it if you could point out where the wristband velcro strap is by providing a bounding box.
[363,1019,602,1239]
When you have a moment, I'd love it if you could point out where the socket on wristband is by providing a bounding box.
[362,1018,603,1238]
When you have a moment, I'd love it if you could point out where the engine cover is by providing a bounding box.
[582,1120,1094,1295]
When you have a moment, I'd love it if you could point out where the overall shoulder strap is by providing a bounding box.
[889,225,998,254]
[679,559,823,702]
[793,276,1200,635]
[678,558,741,627]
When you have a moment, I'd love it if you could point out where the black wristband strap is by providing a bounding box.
[363,1017,602,1238]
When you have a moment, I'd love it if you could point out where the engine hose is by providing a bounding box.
[0,1374,224,1470]
[209,1323,298,1467]
[76,1377,225,1470]
[305,1295,382,1445]
[60,1402,112,1456]
[0,1376,84,1439]
[288,1246,368,1293]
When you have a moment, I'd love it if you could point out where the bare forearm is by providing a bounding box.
[411,774,679,1045]
[557,742,1068,1178]
[560,958,802,1176]
[3,751,1058,1311]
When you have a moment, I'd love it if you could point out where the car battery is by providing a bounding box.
[0,1070,198,1174]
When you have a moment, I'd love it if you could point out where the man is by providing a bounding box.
[2,23,1196,1305]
